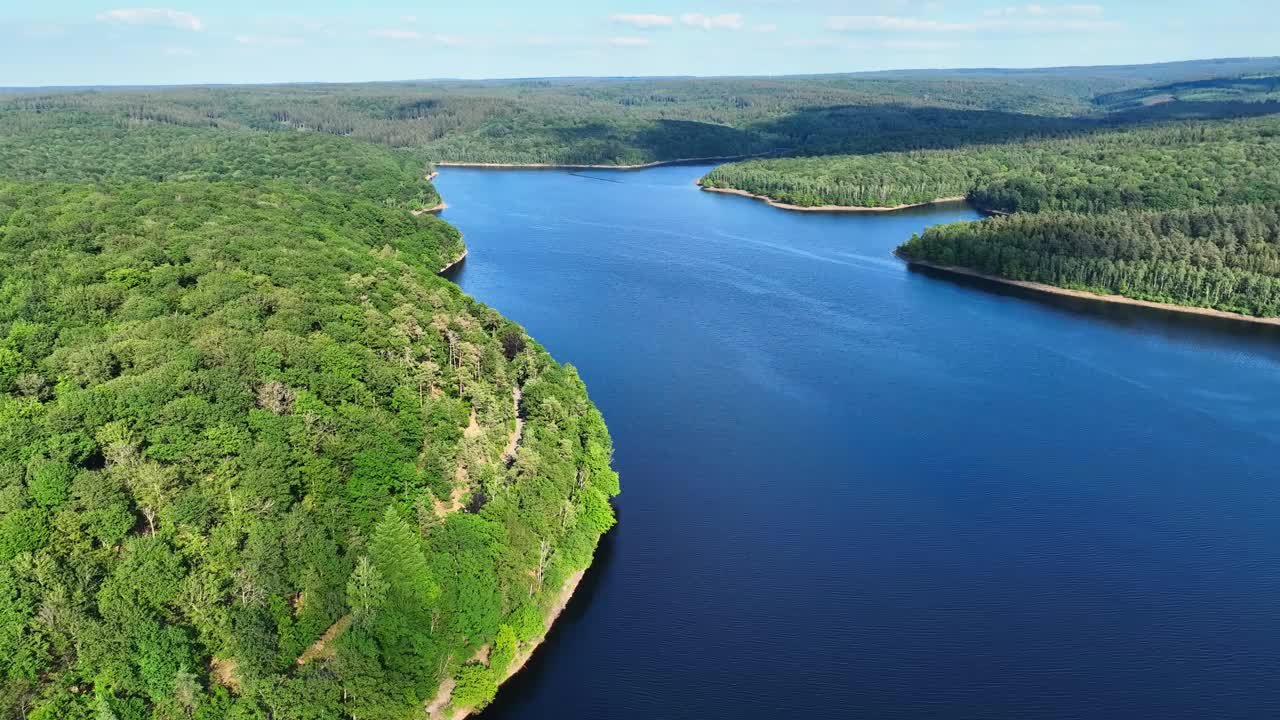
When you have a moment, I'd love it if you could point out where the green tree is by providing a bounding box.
[346,556,388,619]
[490,624,518,675]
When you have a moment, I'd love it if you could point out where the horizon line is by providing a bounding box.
[2,54,1277,92]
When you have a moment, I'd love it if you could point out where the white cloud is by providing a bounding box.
[519,35,567,46]
[829,11,1115,32]
[235,34,303,47]
[255,16,337,34]
[753,23,779,32]
[608,36,652,46]
[96,8,203,31]
[985,4,1104,17]
[431,34,495,48]
[783,36,866,50]
[881,39,962,50]
[996,17,1116,30]
[610,13,674,29]
[828,15,977,31]
[681,13,745,30]
[401,15,418,23]
[369,29,421,40]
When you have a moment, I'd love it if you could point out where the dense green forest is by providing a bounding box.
[4,77,1088,165]
[700,116,1280,211]
[0,95,619,719]
[0,112,442,211]
[5,56,1279,165]
[0,178,618,719]
[898,205,1280,317]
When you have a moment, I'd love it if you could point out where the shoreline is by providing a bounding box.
[438,248,468,274]
[699,183,969,213]
[495,569,585,690]
[409,166,604,717]
[435,153,766,171]
[413,202,448,216]
[440,567,590,720]
[898,254,1280,327]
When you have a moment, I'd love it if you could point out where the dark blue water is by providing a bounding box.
[434,165,1280,719]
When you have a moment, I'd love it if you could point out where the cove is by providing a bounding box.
[434,164,1280,719]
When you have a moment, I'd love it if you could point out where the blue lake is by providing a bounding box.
[434,165,1280,719]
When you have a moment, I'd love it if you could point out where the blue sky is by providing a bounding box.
[1,1,1275,86]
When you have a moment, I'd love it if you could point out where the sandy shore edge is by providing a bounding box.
[699,183,969,213]
[499,569,585,684]
[898,254,1280,326]
[440,567,588,719]
[418,177,598,719]
[436,153,763,171]
[438,248,468,274]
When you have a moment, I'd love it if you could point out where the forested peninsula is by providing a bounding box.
[700,117,1280,212]
[704,114,1280,319]
[0,108,618,720]
[899,205,1280,320]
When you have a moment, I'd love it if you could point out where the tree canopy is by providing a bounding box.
[0,116,617,720]
[701,116,1280,211]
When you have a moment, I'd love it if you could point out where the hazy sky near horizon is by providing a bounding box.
[1,1,1275,86]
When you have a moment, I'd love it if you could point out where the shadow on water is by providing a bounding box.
[907,262,1280,357]
[440,257,466,282]
[477,512,621,718]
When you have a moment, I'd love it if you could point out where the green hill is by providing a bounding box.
[0,125,617,719]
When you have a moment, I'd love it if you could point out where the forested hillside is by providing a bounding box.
[0,112,442,211]
[700,117,1280,211]
[1094,75,1280,112]
[0,112,618,718]
[4,77,1090,165]
[4,56,1278,165]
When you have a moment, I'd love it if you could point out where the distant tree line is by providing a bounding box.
[5,59,1277,166]
[702,117,1280,211]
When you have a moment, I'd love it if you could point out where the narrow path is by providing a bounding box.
[434,463,468,517]
[425,678,456,719]
[297,615,353,665]
[503,386,524,464]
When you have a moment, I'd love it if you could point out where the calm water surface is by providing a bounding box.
[434,165,1280,719]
